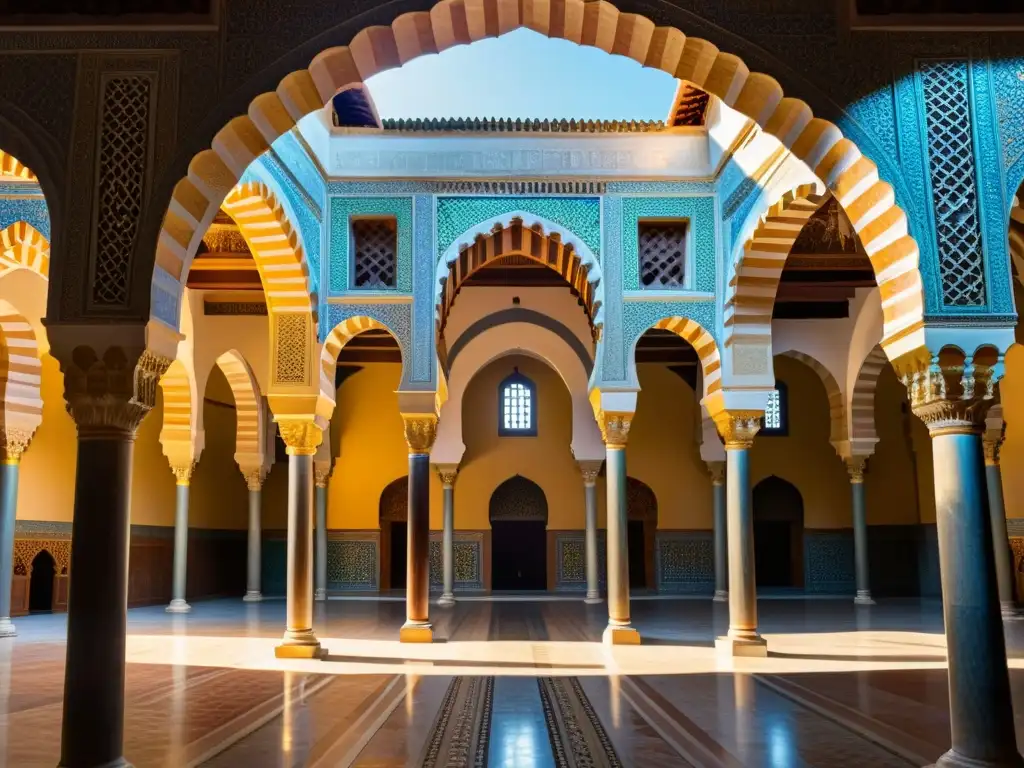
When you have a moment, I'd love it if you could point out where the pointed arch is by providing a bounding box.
[221,181,315,316]
[848,345,889,450]
[0,300,42,441]
[214,350,266,461]
[777,349,846,445]
[725,184,827,348]
[643,316,721,398]
[0,222,48,279]
[150,0,927,359]
[437,216,601,341]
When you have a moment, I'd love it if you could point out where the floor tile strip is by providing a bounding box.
[538,677,571,768]
[568,677,623,766]
[474,676,495,768]
[421,676,463,768]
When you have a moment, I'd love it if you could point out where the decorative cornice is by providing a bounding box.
[277,419,323,457]
[595,411,632,449]
[706,460,725,486]
[712,410,762,449]
[381,117,668,133]
[203,300,267,316]
[402,414,438,455]
[846,455,868,484]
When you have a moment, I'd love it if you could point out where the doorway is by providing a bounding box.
[29,550,55,613]
[389,521,407,591]
[627,520,646,589]
[489,475,548,591]
[626,478,657,590]
[752,476,805,588]
[379,475,409,591]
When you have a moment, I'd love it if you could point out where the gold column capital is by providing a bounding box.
[1,427,33,465]
[241,467,265,492]
[845,455,868,484]
[596,411,632,449]
[171,461,195,486]
[402,413,438,455]
[899,352,998,435]
[436,467,458,488]
[712,410,762,449]
[314,465,330,488]
[277,419,323,456]
[706,460,725,486]
[984,433,1004,467]
[579,463,601,486]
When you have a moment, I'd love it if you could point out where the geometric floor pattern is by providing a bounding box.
[2,597,1024,766]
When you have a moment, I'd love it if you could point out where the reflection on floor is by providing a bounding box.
[1,597,1023,766]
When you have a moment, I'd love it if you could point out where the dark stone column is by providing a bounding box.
[242,468,264,602]
[983,431,1019,617]
[846,456,875,606]
[314,464,329,602]
[401,415,436,643]
[166,465,193,613]
[707,461,727,603]
[437,466,457,607]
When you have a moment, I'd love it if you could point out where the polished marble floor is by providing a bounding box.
[2,596,1024,766]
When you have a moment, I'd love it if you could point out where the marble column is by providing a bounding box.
[908,364,1022,768]
[707,461,727,603]
[597,412,639,644]
[983,430,1019,617]
[275,420,324,659]
[242,468,264,602]
[401,414,437,643]
[713,412,766,657]
[58,349,166,768]
[0,434,29,637]
[437,466,457,607]
[314,465,329,602]
[580,462,602,604]
[846,456,875,605]
[166,463,194,613]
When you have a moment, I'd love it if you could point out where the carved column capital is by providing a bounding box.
[706,460,725,486]
[314,466,330,488]
[436,467,458,488]
[984,432,1004,467]
[277,419,323,457]
[241,466,265,492]
[1,427,34,464]
[845,455,868,484]
[712,410,762,449]
[595,411,632,449]
[900,354,998,435]
[402,414,438,455]
[579,462,601,487]
[170,461,195,486]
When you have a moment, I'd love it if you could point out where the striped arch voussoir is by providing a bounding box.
[0,300,42,440]
[778,350,846,444]
[320,316,397,399]
[0,151,36,181]
[651,316,721,398]
[222,181,315,318]
[0,222,49,279]
[848,345,889,448]
[153,0,927,355]
[215,350,265,459]
[158,358,196,460]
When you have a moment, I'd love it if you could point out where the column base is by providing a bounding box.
[713,590,729,603]
[165,599,191,614]
[716,634,768,657]
[314,588,327,602]
[602,624,641,645]
[854,591,876,606]
[931,747,1024,768]
[242,591,263,603]
[584,593,602,605]
[400,622,434,643]
[275,629,325,659]
[438,593,456,607]
[0,618,16,637]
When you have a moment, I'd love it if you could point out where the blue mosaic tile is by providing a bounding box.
[329,196,413,294]
[621,197,715,293]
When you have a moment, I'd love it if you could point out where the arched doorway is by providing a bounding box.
[489,476,547,591]
[626,478,658,590]
[379,476,408,592]
[29,549,55,613]
[752,476,805,589]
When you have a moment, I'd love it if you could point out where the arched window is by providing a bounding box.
[761,381,788,436]
[499,368,537,436]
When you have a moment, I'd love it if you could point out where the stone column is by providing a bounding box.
[846,456,875,605]
[596,411,639,644]
[242,468,264,602]
[0,432,29,637]
[707,461,727,603]
[437,466,457,607]
[580,462,602,604]
[401,414,437,642]
[713,412,766,657]
[57,347,168,768]
[906,360,1021,768]
[314,464,329,602]
[274,420,324,659]
[166,462,194,613]
[983,428,1019,617]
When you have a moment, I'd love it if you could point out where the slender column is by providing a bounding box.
[708,461,728,603]
[242,469,264,602]
[907,362,1022,768]
[580,462,602,604]
[275,420,324,659]
[0,433,29,637]
[984,431,1019,617]
[846,456,875,605]
[713,411,766,657]
[58,348,167,768]
[437,467,457,607]
[314,465,329,602]
[401,415,437,642]
[596,411,639,644]
[166,463,194,613]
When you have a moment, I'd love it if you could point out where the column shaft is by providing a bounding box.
[603,446,637,643]
[712,474,727,602]
[931,430,1020,767]
[0,462,19,636]
[584,479,600,603]
[275,453,320,657]
[851,479,873,604]
[167,482,191,613]
[985,462,1017,614]
[314,482,327,601]
[243,487,262,601]
[440,482,455,606]
[60,433,134,768]
[402,453,432,641]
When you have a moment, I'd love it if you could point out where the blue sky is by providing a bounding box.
[366,28,678,121]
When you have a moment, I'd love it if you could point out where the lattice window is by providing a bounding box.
[761,383,788,436]
[352,218,397,288]
[499,368,536,436]
[920,60,986,308]
[638,220,687,288]
[92,75,152,307]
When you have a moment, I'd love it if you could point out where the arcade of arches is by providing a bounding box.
[4,5,1024,765]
